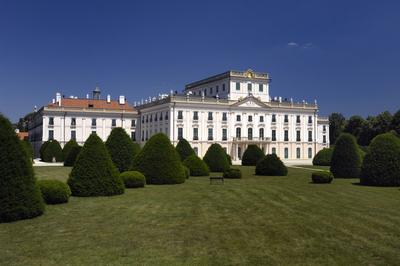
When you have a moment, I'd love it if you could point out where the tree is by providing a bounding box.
[183,154,210,176]
[105,127,136,172]
[67,134,125,196]
[360,133,400,186]
[344,116,365,140]
[132,142,141,159]
[373,111,393,135]
[62,139,79,161]
[329,113,346,144]
[0,114,44,222]
[203,144,230,172]
[241,145,264,166]
[330,133,362,178]
[21,139,34,162]
[175,138,195,161]
[391,109,400,135]
[41,140,63,162]
[64,145,82,167]
[255,154,287,176]
[132,133,185,184]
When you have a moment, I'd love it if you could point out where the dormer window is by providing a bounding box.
[247,83,252,92]
[88,104,94,108]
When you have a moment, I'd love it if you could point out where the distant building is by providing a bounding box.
[15,129,28,140]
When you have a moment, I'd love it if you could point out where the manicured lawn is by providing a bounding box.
[294,165,331,171]
[1,166,400,265]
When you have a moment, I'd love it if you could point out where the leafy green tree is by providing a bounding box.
[203,144,230,172]
[373,111,393,135]
[330,133,362,178]
[329,113,346,144]
[241,145,264,166]
[344,116,366,140]
[0,114,44,222]
[175,138,195,161]
[105,127,136,172]
[391,109,400,135]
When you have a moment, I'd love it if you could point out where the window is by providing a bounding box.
[48,130,54,140]
[193,128,198,140]
[236,82,240,91]
[272,130,276,141]
[296,115,300,124]
[131,131,136,141]
[150,115,153,122]
[296,148,301,159]
[49,117,54,126]
[142,117,144,123]
[204,89,207,96]
[178,127,183,140]
[165,112,168,120]
[259,83,263,92]
[259,116,264,123]
[194,147,198,155]
[284,148,289,159]
[71,130,76,140]
[131,119,136,127]
[155,114,158,121]
[323,135,326,143]
[323,125,326,132]
[146,116,148,123]
[208,112,213,121]
[272,114,276,123]
[296,130,301,142]
[160,112,163,121]
[308,116,312,124]
[210,87,213,94]
[222,83,226,91]
[308,131,313,142]
[284,115,289,123]
[248,115,253,122]
[222,128,227,141]
[238,147,242,160]
[259,128,264,139]
[248,128,253,140]
[193,111,199,120]
[91,118,96,127]
[141,130,144,141]
[92,131,96,135]
[236,115,241,122]
[284,130,289,141]
[208,128,213,140]
[216,85,219,93]
[71,118,76,126]
[112,119,116,127]
[272,147,276,154]
[247,83,252,92]
[308,148,312,159]
[178,111,183,120]
[145,130,148,140]
[222,112,227,121]
[236,127,241,138]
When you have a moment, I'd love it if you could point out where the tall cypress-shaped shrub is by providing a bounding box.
[0,114,44,222]
[175,138,195,161]
[203,144,230,172]
[67,134,125,196]
[62,139,78,161]
[242,145,264,166]
[132,133,185,184]
[42,140,63,162]
[360,133,400,186]
[64,145,82,166]
[105,128,136,172]
[330,133,362,178]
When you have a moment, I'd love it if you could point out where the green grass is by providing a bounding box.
[294,165,331,171]
[1,166,400,265]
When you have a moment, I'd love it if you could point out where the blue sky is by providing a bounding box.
[0,0,399,122]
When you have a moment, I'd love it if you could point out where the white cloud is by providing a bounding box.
[287,42,299,47]
[302,43,313,49]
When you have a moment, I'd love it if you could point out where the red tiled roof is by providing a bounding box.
[47,98,136,111]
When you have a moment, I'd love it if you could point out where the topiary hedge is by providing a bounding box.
[67,134,125,196]
[37,180,71,204]
[203,144,230,172]
[183,155,210,176]
[132,142,141,159]
[226,154,232,165]
[42,140,63,162]
[64,145,82,167]
[106,127,137,173]
[223,168,242,179]
[39,141,50,161]
[132,133,185,184]
[0,114,44,222]
[311,171,333,184]
[330,133,362,178]
[242,145,265,166]
[175,138,195,161]
[360,133,400,186]
[312,148,333,166]
[120,171,146,188]
[62,139,78,161]
[21,139,34,162]
[256,154,288,176]
[183,165,190,179]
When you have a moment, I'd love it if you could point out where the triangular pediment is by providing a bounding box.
[231,96,270,109]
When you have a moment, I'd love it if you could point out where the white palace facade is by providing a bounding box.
[29,69,329,163]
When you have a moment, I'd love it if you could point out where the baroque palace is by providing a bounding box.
[28,69,329,163]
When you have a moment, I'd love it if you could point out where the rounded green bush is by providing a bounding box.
[183,155,210,176]
[106,128,137,173]
[42,140,63,162]
[312,148,333,166]
[256,154,288,176]
[64,145,82,167]
[183,165,190,179]
[311,171,333,184]
[223,169,242,179]
[360,133,400,186]
[242,145,264,166]
[67,134,125,196]
[132,133,185,184]
[62,139,78,161]
[120,171,146,188]
[37,180,71,204]
[330,133,362,178]
[0,114,44,222]
[176,138,195,161]
[203,144,230,172]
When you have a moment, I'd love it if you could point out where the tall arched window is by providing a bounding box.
[236,127,241,139]
[259,128,264,139]
[248,128,253,140]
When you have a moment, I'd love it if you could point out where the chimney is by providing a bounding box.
[52,98,55,104]
[56,92,62,106]
[119,95,125,105]
[107,94,111,103]
[86,94,90,99]
[93,87,101,100]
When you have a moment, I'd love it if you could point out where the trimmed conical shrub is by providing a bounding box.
[105,128,136,172]
[360,133,400,186]
[42,140,63,162]
[132,133,185,184]
[0,114,44,222]
[67,134,125,196]
[64,145,82,166]
[39,141,50,160]
[256,154,288,176]
[175,138,195,161]
[62,139,78,161]
[330,133,362,178]
[312,148,333,166]
[183,154,210,176]
[203,144,230,172]
[132,142,141,159]
[242,145,265,166]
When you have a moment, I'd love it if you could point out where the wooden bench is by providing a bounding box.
[210,176,224,184]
